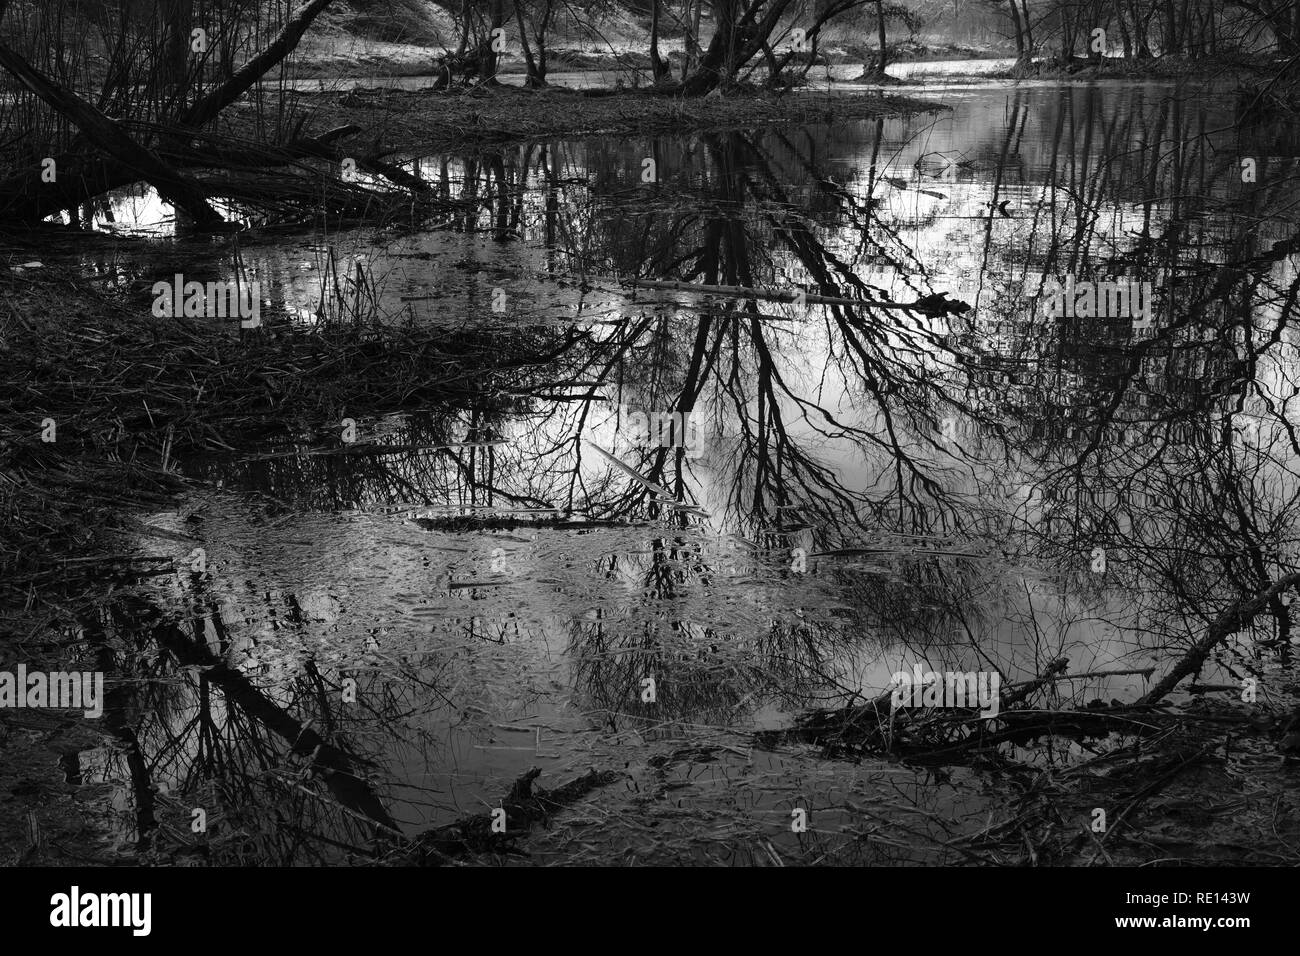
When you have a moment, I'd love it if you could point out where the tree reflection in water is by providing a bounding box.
[55,83,1300,865]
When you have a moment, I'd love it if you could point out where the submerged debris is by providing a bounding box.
[399,767,623,865]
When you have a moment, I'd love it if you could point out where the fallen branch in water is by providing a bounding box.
[1000,657,1070,709]
[0,266,557,605]
[0,43,228,229]
[1085,744,1217,862]
[627,278,970,315]
[403,767,622,865]
[1138,571,1300,705]
[0,0,344,224]
[780,573,1300,762]
[757,657,1169,761]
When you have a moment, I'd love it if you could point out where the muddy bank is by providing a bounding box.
[282,86,944,154]
[0,256,541,864]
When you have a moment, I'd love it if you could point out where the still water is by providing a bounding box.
[58,79,1300,863]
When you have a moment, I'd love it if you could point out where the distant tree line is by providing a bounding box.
[441,0,888,92]
[982,0,1300,64]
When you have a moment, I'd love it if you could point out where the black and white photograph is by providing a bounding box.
[0,0,1291,929]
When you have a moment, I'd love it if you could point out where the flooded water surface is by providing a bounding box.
[50,79,1300,865]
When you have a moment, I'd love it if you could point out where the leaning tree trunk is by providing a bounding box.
[0,0,336,223]
[0,42,226,228]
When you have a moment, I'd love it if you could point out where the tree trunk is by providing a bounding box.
[686,0,702,78]
[1008,0,1026,62]
[1114,0,1132,58]
[0,0,336,223]
[160,0,192,112]
[537,0,554,84]
[1131,0,1152,56]
[1162,0,1178,55]
[0,42,226,229]
[650,0,670,83]
[480,0,505,83]
[1088,0,1104,63]
[515,0,544,86]
[181,0,335,128]
[676,0,806,96]
[1060,8,1075,64]
[874,0,888,75]
[457,0,471,56]
[718,0,739,88]
[761,40,780,85]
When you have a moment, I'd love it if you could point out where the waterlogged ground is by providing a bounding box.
[16,79,1300,865]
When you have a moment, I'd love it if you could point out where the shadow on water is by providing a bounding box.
[43,80,1300,864]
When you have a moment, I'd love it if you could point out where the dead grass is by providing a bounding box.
[271,85,944,156]
[0,260,533,617]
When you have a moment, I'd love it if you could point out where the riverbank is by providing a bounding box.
[283,86,944,154]
[286,38,1009,80]
[991,52,1278,81]
[0,252,534,864]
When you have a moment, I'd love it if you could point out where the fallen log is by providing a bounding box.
[0,123,426,225]
[1000,656,1069,708]
[405,766,621,864]
[0,0,338,223]
[1138,571,1300,705]
[156,124,363,170]
[0,43,228,229]
[909,703,1174,763]
[160,126,436,199]
[627,278,970,315]
[755,657,1114,756]
[412,515,653,532]
[0,153,136,223]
